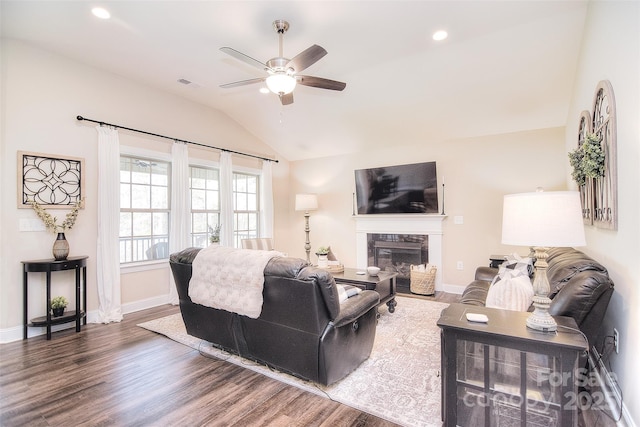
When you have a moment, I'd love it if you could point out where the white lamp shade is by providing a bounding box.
[502,191,586,247]
[295,193,318,211]
[266,74,297,95]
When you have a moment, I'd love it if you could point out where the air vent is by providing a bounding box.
[177,78,202,89]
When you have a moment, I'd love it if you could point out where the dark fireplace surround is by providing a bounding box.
[367,234,428,293]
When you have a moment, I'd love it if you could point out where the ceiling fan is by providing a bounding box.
[219,20,346,105]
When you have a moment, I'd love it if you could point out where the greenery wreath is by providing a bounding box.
[568,133,605,186]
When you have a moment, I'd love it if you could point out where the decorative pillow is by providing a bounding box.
[500,252,535,278]
[486,253,534,311]
[336,284,362,303]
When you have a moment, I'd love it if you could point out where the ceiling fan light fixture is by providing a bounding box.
[432,30,448,41]
[266,74,297,95]
[91,7,111,19]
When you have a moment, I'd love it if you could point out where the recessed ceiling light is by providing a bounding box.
[259,87,270,94]
[432,30,448,41]
[92,7,111,19]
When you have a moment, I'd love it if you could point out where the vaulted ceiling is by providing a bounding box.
[1,1,588,161]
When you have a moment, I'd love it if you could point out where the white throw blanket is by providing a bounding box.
[189,246,283,319]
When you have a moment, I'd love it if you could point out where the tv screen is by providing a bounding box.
[355,161,438,214]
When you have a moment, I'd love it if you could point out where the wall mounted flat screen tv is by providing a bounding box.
[355,161,438,214]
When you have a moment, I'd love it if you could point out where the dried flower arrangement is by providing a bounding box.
[31,199,84,233]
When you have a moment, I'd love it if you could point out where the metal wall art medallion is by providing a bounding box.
[18,151,85,208]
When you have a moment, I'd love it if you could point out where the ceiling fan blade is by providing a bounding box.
[220,47,271,72]
[286,45,327,73]
[297,75,346,91]
[219,77,265,89]
[280,92,294,105]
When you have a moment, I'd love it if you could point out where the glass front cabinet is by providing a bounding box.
[438,304,588,427]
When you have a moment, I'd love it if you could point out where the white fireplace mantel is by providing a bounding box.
[353,214,446,291]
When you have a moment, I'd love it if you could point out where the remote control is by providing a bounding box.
[466,313,489,323]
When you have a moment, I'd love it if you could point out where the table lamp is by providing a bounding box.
[295,193,318,263]
[501,190,586,332]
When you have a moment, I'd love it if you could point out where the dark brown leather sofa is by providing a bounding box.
[169,247,380,386]
[460,247,614,350]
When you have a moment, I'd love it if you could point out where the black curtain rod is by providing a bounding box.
[76,115,278,163]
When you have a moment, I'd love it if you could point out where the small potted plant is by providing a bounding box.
[315,246,330,268]
[208,224,221,245]
[51,296,68,317]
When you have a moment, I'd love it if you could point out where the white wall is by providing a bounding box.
[565,1,640,423]
[0,40,289,341]
[283,128,568,291]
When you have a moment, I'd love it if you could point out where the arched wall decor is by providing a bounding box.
[591,80,617,230]
[577,110,593,225]
[573,80,617,230]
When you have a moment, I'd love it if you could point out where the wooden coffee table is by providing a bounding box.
[332,268,398,313]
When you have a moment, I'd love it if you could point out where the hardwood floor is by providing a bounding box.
[1,304,396,427]
[1,291,617,426]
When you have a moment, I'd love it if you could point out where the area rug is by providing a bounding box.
[138,297,448,427]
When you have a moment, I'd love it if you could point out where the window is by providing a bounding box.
[233,172,260,247]
[119,156,170,263]
[190,166,220,248]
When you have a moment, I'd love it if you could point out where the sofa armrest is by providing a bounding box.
[475,266,498,282]
[170,247,202,264]
[332,290,380,328]
[460,280,490,306]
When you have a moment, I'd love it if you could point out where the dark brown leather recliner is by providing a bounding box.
[460,247,614,351]
[169,247,380,386]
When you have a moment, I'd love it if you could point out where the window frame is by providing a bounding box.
[118,149,264,270]
[232,168,261,248]
[190,160,262,249]
[189,163,221,249]
[119,146,172,271]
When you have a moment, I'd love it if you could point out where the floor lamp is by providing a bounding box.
[501,190,586,332]
[295,194,318,264]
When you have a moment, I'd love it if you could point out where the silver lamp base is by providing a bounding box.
[526,295,557,332]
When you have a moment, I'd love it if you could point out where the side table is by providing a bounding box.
[489,254,508,268]
[22,256,88,340]
[437,303,588,427]
[332,268,398,312]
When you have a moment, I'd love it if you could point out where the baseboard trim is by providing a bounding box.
[441,282,465,295]
[1,294,173,343]
[588,347,635,427]
[86,294,173,323]
[0,322,81,343]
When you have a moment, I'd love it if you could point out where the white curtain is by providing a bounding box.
[219,151,234,246]
[168,142,191,305]
[260,161,274,238]
[95,125,123,323]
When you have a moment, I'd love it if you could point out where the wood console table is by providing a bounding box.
[437,303,588,427]
[22,256,88,340]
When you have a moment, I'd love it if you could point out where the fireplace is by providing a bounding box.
[368,234,428,293]
[354,214,444,293]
